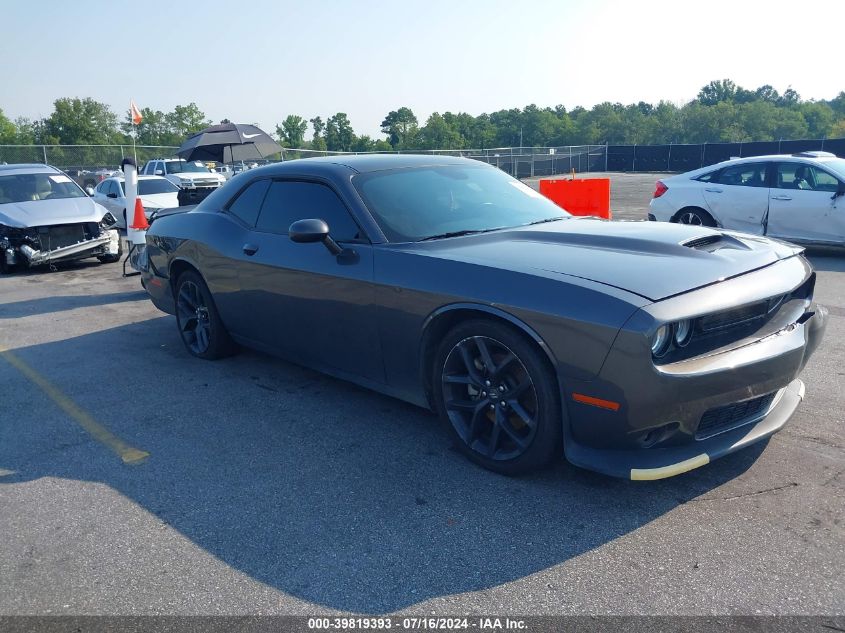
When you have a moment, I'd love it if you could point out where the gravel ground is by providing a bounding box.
[0,173,842,616]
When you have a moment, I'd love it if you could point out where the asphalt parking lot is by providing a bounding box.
[0,174,843,616]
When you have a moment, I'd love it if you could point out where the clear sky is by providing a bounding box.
[2,0,843,138]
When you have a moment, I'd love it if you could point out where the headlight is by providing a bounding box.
[674,319,693,347]
[651,325,672,358]
[100,212,117,227]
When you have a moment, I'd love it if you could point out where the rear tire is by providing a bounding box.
[174,270,235,360]
[432,319,562,475]
[674,207,715,227]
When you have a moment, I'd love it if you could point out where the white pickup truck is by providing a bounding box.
[141,158,226,206]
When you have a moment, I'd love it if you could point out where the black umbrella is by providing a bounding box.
[176,123,283,164]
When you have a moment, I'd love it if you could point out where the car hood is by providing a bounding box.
[400,219,802,301]
[0,197,108,228]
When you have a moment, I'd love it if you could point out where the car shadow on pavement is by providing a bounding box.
[0,290,148,319]
[0,318,766,613]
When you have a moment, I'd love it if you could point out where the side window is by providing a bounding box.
[96,180,109,193]
[713,163,767,187]
[227,179,271,227]
[774,162,837,191]
[807,166,841,193]
[696,170,718,183]
[255,180,361,241]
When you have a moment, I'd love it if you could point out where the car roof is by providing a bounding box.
[251,153,482,176]
[0,163,62,175]
[706,153,843,169]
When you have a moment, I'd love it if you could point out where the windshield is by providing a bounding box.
[0,173,86,204]
[822,158,845,182]
[167,160,211,174]
[353,164,569,242]
[121,179,180,195]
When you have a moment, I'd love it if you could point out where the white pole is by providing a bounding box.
[122,159,145,245]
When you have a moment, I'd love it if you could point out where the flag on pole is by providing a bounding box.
[130,99,143,125]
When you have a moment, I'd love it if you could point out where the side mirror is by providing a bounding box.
[85,186,95,196]
[106,192,118,199]
[155,169,164,176]
[289,218,343,255]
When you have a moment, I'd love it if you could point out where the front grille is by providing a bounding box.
[698,302,768,333]
[696,391,777,440]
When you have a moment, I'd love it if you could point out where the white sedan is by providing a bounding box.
[91,175,180,228]
[649,151,845,247]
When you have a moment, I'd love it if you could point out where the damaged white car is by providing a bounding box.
[0,164,122,273]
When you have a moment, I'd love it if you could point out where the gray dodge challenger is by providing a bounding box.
[140,155,827,479]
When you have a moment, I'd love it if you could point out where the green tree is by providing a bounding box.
[697,79,738,106]
[380,107,418,148]
[122,108,179,145]
[165,103,211,139]
[325,113,355,152]
[276,114,308,148]
[13,117,38,144]
[830,119,845,138]
[309,116,327,151]
[779,87,801,106]
[755,85,780,103]
[799,102,835,138]
[0,108,16,143]
[828,92,845,117]
[43,97,120,144]
[418,112,462,149]
[351,135,376,152]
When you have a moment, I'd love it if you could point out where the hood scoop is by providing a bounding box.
[681,233,748,252]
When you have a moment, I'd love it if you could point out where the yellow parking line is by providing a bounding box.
[0,345,149,465]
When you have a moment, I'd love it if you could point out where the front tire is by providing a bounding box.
[97,236,123,264]
[433,319,562,475]
[174,270,235,360]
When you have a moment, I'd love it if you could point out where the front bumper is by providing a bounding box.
[4,228,120,266]
[565,378,806,479]
[560,255,827,479]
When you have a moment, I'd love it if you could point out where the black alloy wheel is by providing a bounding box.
[174,270,234,360]
[676,208,714,226]
[434,320,561,474]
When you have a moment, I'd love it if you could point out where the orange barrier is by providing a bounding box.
[538,177,611,219]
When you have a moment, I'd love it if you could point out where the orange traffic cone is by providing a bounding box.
[129,197,149,230]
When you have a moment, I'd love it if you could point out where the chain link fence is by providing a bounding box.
[281,146,608,178]
[0,145,179,172]
[5,139,842,179]
[0,144,610,179]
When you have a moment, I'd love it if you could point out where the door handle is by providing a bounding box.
[704,188,723,193]
[242,243,259,256]
[772,195,792,201]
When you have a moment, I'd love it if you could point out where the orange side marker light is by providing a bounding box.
[571,393,621,411]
